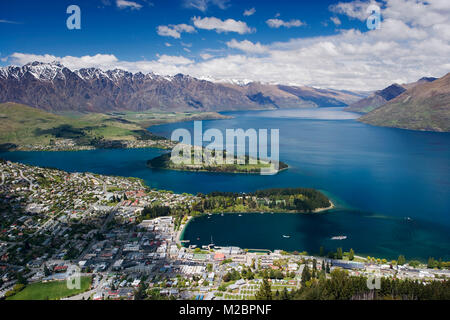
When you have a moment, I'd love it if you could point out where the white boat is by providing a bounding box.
[238,214,242,216]
[282,235,291,238]
[331,235,347,240]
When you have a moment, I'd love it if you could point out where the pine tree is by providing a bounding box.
[349,248,355,261]
[336,247,343,259]
[427,257,435,269]
[301,265,311,285]
[256,278,273,300]
[397,255,406,266]
[319,246,324,257]
[281,287,289,300]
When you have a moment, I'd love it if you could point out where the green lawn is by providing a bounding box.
[7,276,92,300]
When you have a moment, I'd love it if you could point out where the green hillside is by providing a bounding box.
[0,102,163,149]
[360,73,450,132]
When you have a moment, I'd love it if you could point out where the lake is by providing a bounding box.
[1,108,449,260]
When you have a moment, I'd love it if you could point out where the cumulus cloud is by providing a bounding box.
[6,1,450,91]
[243,8,256,16]
[266,18,305,28]
[157,24,196,38]
[192,16,255,34]
[226,39,268,54]
[116,0,143,10]
[329,0,377,21]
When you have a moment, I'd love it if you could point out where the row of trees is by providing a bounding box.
[256,270,450,300]
[194,188,331,213]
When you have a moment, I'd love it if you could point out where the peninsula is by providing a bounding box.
[147,151,289,174]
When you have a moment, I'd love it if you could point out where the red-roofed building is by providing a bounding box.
[214,253,225,261]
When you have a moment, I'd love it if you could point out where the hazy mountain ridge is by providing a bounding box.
[360,73,450,132]
[0,62,363,113]
[345,78,438,113]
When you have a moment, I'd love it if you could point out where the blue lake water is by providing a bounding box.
[1,108,449,260]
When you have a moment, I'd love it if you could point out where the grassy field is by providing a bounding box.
[7,276,92,300]
[107,110,230,128]
[0,103,148,146]
[0,103,228,148]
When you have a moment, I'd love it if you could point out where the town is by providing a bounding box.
[0,159,448,300]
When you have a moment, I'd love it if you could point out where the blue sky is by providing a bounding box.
[1,0,449,90]
[0,0,361,60]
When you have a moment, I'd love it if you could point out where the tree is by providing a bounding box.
[319,246,324,257]
[336,247,343,260]
[281,287,289,300]
[397,255,406,266]
[134,283,148,300]
[349,248,355,261]
[16,272,28,285]
[427,257,436,269]
[44,264,51,276]
[255,278,273,300]
[301,265,311,285]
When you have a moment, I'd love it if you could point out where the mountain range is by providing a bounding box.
[359,73,450,132]
[344,77,437,113]
[0,62,364,113]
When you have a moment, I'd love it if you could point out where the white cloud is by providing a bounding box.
[192,16,255,34]
[184,0,229,12]
[330,16,341,25]
[164,42,172,47]
[157,24,196,38]
[156,55,193,65]
[329,0,377,21]
[266,18,305,28]
[226,39,267,54]
[0,19,20,24]
[116,0,143,10]
[7,1,450,91]
[200,53,214,60]
[243,8,256,16]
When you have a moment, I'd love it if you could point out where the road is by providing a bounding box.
[19,169,33,191]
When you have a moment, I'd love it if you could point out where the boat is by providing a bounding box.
[238,214,242,216]
[331,235,347,240]
[282,235,291,238]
